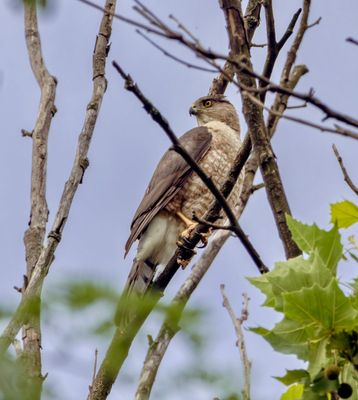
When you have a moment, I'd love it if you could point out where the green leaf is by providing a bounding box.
[284,280,358,335]
[280,383,304,400]
[331,200,358,228]
[275,369,310,386]
[268,257,333,312]
[307,339,329,378]
[251,318,310,360]
[286,215,342,273]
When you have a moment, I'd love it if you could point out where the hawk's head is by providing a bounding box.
[189,95,240,132]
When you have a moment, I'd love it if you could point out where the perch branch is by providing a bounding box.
[134,164,260,400]
[112,60,267,273]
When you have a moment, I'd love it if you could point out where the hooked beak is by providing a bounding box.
[189,106,197,116]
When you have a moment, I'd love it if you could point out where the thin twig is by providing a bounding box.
[245,91,358,140]
[220,285,251,400]
[332,145,358,195]
[136,30,217,73]
[0,0,116,357]
[306,16,321,29]
[286,101,307,109]
[89,348,98,394]
[251,183,265,193]
[346,37,358,46]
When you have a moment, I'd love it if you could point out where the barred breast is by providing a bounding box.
[165,121,242,220]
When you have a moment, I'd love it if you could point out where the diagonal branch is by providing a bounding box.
[112,60,267,273]
[0,0,116,355]
[20,3,57,397]
[134,174,257,400]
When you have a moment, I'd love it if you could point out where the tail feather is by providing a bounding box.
[114,259,157,326]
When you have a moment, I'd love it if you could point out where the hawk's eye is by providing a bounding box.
[203,100,212,108]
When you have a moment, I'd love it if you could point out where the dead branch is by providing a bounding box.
[220,285,251,400]
[220,0,301,259]
[332,145,358,195]
[0,0,116,355]
[21,3,57,396]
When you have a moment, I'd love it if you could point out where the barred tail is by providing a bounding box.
[114,259,157,326]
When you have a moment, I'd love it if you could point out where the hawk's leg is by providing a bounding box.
[175,211,197,268]
[176,211,198,237]
[176,211,211,247]
[175,211,211,268]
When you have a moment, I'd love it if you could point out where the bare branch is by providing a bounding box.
[245,91,358,140]
[0,0,116,356]
[332,145,358,195]
[220,0,301,259]
[21,3,57,395]
[220,285,251,400]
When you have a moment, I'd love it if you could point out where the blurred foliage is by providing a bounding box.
[22,0,48,7]
[250,201,358,399]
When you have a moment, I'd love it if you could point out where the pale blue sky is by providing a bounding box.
[0,1,357,399]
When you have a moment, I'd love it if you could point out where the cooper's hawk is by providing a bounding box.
[119,95,242,312]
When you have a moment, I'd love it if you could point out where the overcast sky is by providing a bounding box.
[0,1,357,399]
